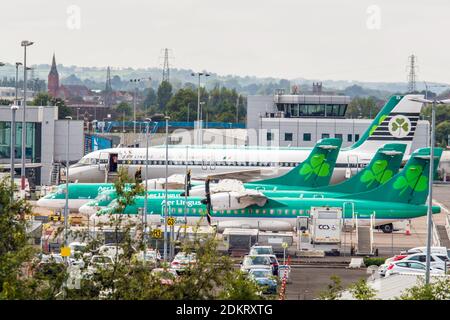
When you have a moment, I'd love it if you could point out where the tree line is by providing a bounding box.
[115,81,246,124]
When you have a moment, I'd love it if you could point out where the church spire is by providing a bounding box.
[49,53,58,76]
[48,53,59,97]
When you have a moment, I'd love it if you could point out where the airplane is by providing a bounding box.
[37,138,341,211]
[79,142,403,216]
[35,171,206,211]
[93,147,443,233]
[247,143,406,198]
[67,94,425,184]
[187,137,342,194]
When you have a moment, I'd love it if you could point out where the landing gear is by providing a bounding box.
[380,223,393,234]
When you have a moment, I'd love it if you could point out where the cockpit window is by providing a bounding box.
[78,157,97,165]
[97,193,111,202]
[56,185,66,195]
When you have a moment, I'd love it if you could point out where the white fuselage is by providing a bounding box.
[89,212,399,233]
[68,145,389,184]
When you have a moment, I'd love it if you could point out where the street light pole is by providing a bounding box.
[64,116,72,257]
[409,96,450,284]
[20,40,33,195]
[129,77,151,146]
[15,62,22,102]
[426,101,435,285]
[10,105,19,201]
[144,118,151,251]
[191,72,210,145]
[163,115,170,262]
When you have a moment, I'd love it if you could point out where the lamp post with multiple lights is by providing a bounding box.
[129,77,151,140]
[191,72,210,144]
[20,40,34,196]
[409,95,450,284]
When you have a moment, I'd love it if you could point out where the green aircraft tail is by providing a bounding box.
[318,143,406,194]
[350,147,443,205]
[249,138,342,188]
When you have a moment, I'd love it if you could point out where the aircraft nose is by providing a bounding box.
[36,198,52,208]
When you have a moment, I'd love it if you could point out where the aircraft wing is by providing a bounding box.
[210,190,268,210]
[0,163,42,169]
[235,190,268,207]
[193,168,279,182]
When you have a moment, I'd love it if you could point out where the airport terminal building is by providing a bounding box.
[0,105,84,186]
[247,92,430,151]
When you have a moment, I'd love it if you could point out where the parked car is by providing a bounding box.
[133,249,161,266]
[40,253,64,264]
[69,242,88,256]
[249,245,274,256]
[98,244,125,258]
[86,255,114,275]
[240,255,272,274]
[68,242,89,268]
[248,268,278,294]
[35,253,66,277]
[385,260,445,277]
[401,253,449,271]
[171,252,197,273]
[151,268,178,285]
[402,246,449,259]
[256,254,279,276]
[378,255,408,277]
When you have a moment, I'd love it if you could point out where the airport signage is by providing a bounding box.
[167,217,176,226]
[151,229,162,239]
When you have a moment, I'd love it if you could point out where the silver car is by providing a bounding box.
[240,255,272,274]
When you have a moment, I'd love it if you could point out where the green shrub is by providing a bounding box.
[363,257,385,267]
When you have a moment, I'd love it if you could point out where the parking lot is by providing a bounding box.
[284,266,367,299]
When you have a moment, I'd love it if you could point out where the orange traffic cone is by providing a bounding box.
[405,220,411,236]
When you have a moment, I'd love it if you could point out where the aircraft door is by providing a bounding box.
[343,201,355,227]
[109,153,118,173]
[296,216,309,232]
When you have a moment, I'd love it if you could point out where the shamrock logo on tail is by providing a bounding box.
[360,160,393,187]
[389,115,411,138]
[393,165,428,195]
[299,154,330,180]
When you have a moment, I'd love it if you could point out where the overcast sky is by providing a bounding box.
[2,0,449,83]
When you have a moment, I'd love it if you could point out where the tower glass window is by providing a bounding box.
[303,133,311,141]
[355,134,360,141]
[0,122,41,162]
[321,133,330,139]
[347,134,353,142]
[284,133,293,141]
